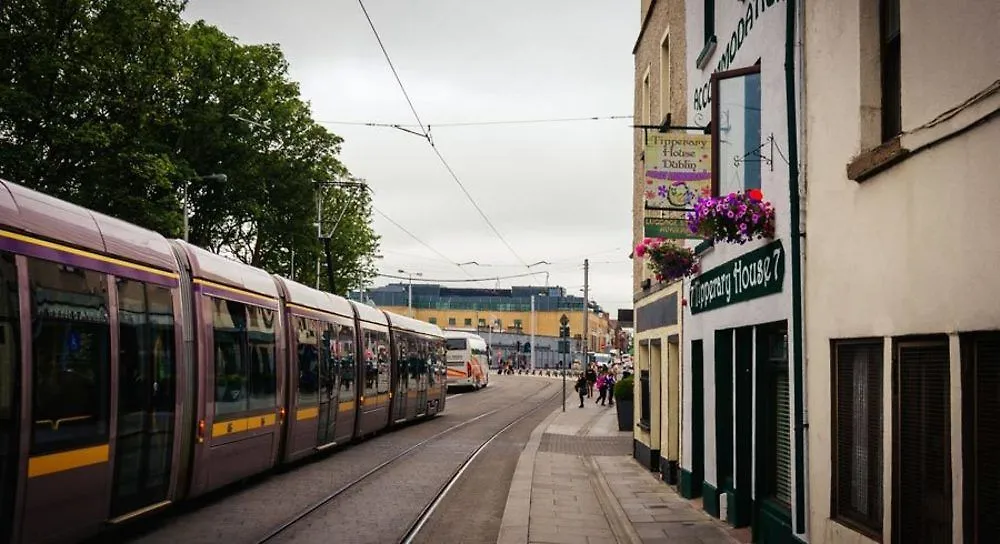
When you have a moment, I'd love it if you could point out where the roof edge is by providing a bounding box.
[632,0,659,55]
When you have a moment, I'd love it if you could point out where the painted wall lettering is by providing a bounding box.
[693,0,784,112]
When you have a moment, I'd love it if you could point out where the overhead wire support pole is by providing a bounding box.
[583,259,589,362]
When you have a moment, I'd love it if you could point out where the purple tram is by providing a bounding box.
[0,179,448,543]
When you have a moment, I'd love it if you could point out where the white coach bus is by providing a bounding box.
[443,331,490,390]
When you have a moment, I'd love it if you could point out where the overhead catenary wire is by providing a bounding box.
[372,206,473,277]
[317,115,633,128]
[356,0,530,269]
[377,270,551,283]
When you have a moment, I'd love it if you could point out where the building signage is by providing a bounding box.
[692,0,785,113]
[643,132,712,240]
[688,239,784,314]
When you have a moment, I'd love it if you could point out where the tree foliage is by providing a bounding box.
[0,0,379,294]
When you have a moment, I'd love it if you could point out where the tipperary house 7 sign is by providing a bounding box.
[688,239,785,314]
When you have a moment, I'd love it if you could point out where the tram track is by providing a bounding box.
[254,381,563,544]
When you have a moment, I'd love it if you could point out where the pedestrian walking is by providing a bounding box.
[574,373,588,408]
[595,370,610,406]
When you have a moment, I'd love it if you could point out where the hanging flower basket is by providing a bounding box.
[635,238,699,283]
[685,189,776,245]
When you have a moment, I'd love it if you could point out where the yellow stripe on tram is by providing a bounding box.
[297,406,320,421]
[211,412,284,437]
[192,278,277,304]
[28,444,110,478]
[0,229,178,279]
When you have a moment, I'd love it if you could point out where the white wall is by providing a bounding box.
[804,0,1000,542]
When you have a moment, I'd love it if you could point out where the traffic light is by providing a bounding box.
[523,342,531,353]
[516,340,521,353]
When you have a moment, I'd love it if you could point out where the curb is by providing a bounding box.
[495,397,566,544]
[585,455,643,544]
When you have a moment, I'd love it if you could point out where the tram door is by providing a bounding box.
[111,281,176,516]
[0,253,19,543]
[392,333,409,423]
[316,323,340,447]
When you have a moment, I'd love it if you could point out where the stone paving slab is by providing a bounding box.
[594,456,745,544]
[498,392,744,544]
[537,434,632,456]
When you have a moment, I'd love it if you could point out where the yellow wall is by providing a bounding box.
[382,306,611,349]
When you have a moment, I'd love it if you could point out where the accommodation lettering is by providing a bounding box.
[692,0,784,112]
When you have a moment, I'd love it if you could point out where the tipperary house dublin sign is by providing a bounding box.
[688,240,785,314]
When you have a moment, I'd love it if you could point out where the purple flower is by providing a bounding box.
[657,185,668,198]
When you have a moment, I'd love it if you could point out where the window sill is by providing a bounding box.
[696,36,717,70]
[637,421,651,432]
[846,137,910,183]
[848,84,1000,183]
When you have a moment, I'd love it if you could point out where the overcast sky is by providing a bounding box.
[181,0,637,314]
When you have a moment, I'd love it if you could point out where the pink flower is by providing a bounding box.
[635,243,647,258]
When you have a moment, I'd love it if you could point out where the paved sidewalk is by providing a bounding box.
[498,387,741,544]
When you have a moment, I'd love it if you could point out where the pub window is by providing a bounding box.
[880,0,901,141]
[832,339,883,537]
[29,258,111,454]
[639,369,651,428]
[246,305,276,410]
[296,317,319,406]
[712,66,762,196]
[212,298,247,416]
[893,337,951,544]
[0,252,18,428]
[660,33,671,115]
[763,324,792,511]
[962,333,1000,543]
[704,0,715,45]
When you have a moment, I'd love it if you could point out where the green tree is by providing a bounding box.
[0,0,379,290]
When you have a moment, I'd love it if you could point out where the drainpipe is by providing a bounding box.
[785,0,807,536]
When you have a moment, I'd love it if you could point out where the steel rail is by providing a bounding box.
[254,382,559,544]
[397,388,562,544]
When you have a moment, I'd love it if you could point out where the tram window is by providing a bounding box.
[28,258,110,455]
[212,298,247,416]
[375,330,390,396]
[147,285,175,413]
[362,329,378,399]
[297,318,319,406]
[395,333,409,385]
[247,306,276,410]
[117,280,149,422]
[0,252,18,423]
[337,324,355,400]
[323,323,342,394]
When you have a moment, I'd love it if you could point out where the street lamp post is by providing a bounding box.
[182,174,227,242]
[398,269,423,317]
